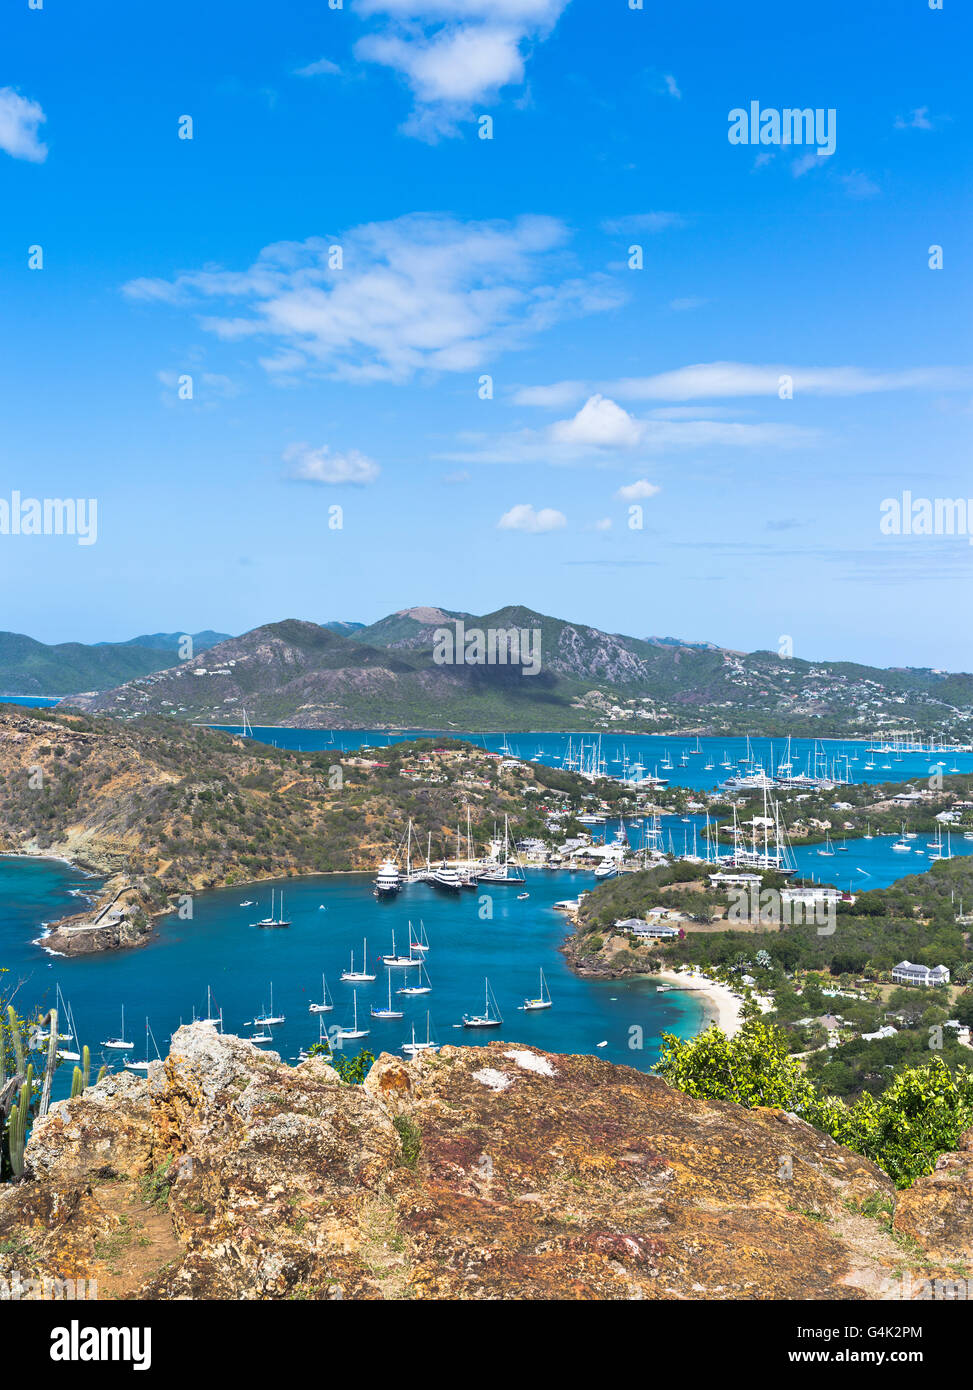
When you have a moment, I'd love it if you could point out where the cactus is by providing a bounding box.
[69,1047,93,1099]
[7,1065,33,1178]
[7,1006,24,1075]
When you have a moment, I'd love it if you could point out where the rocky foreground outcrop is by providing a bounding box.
[1,1025,970,1300]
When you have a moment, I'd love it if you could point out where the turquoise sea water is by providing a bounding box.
[0,858,707,1099]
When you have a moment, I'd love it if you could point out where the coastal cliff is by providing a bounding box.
[1,1025,969,1300]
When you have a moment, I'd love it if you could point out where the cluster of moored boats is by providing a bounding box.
[373,814,527,897]
[83,918,553,1070]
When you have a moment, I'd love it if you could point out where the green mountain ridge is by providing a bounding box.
[56,607,973,736]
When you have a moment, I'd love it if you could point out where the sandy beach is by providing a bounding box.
[655,968,744,1038]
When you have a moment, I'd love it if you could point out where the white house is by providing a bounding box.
[891,961,950,987]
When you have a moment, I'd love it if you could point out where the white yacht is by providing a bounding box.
[373,858,402,897]
[432,860,463,892]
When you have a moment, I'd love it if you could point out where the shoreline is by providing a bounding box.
[654,968,744,1039]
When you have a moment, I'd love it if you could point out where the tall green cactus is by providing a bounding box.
[7,1065,33,1178]
[7,1005,24,1074]
[69,1045,92,1099]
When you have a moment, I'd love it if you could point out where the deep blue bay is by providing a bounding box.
[0,858,705,1098]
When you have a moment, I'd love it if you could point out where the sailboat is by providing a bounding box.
[381,927,421,968]
[891,823,911,851]
[397,961,432,996]
[299,1015,330,1061]
[817,834,835,857]
[309,974,334,1013]
[252,888,291,929]
[410,920,430,954]
[200,986,221,1026]
[101,1006,134,1051]
[462,978,503,1029]
[520,968,552,1012]
[335,990,369,1042]
[124,1019,162,1072]
[250,983,284,1027]
[476,815,526,885]
[340,939,376,982]
[370,973,405,1020]
[401,1011,438,1057]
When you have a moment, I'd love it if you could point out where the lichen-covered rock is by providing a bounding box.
[893,1129,973,1265]
[0,1025,965,1299]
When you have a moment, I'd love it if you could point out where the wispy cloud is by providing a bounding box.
[443,394,815,467]
[353,0,571,140]
[295,57,342,77]
[894,106,948,131]
[123,214,621,384]
[600,211,686,236]
[513,363,972,408]
[0,87,47,163]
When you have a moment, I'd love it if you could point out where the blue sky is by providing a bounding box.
[1,0,970,669]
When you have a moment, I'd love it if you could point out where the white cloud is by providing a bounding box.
[550,395,643,448]
[512,364,973,409]
[0,88,47,163]
[590,517,613,531]
[497,503,566,532]
[285,442,381,485]
[443,416,814,467]
[894,106,937,131]
[352,0,571,139]
[791,152,821,178]
[615,479,660,501]
[841,171,880,200]
[295,57,342,77]
[669,296,706,312]
[600,211,686,235]
[123,214,620,384]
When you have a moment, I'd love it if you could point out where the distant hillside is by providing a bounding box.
[0,632,175,696]
[98,630,232,654]
[59,606,973,736]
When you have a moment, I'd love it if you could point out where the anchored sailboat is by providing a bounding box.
[520,968,552,1012]
[340,939,376,982]
[252,888,291,929]
[309,974,334,1013]
[101,1006,134,1051]
[124,1018,162,1072]
[401,1011,438,1056]
[462,978,503,1029]
[370,973,405,1020]
[335,990,369,1042]
[249,983,285,1027]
